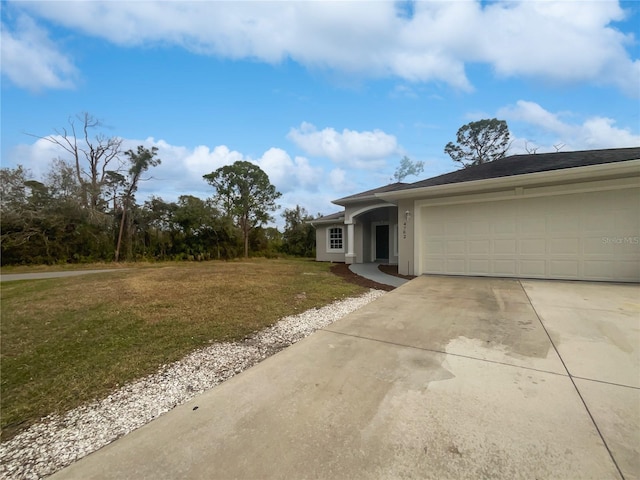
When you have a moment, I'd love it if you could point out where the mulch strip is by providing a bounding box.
[331,263,417,291]
[378,264,416,281]
[330,263,395,292]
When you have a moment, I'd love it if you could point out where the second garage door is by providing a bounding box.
[419,187,639,282]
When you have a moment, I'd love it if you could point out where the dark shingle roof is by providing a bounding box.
[333,182,407,204]
[396,147,640,191]
[310,211,344,224]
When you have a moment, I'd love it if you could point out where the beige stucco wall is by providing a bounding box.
[314,224,347,263]
[397,199,416,275]
[353,222,363,264]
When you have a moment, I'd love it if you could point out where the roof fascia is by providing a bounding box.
[376,159,640,201]
[309,216,345,226]
[333,196,396,207]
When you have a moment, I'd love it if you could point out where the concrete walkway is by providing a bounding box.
[348,263,408,288]
[51,276,639,480]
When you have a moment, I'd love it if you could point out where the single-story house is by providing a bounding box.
[312,147,640,283]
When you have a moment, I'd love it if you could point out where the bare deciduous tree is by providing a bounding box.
[524,141,539,154]
[29,112,123,217]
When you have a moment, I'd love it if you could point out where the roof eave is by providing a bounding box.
[309,216,345,226]
[332,195,388,207]
[376,159,640,201]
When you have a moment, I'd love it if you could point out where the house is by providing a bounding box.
[312,147,640,283]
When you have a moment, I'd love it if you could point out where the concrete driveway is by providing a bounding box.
[51,276,639,480]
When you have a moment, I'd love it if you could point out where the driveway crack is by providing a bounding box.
[518,280,626,480]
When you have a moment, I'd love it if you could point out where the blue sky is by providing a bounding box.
[2,1,639,226]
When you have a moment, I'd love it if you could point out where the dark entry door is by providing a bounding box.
[375,225,390,260]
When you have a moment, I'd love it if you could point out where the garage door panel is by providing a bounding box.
[547,215,580,233]
[428,222,445,235]
[550,260,580,278]
[583,237,610,255]
[446,240,466,254]
[550,238,580,255]
[445,223,465,235]
[494,259,517,275]
[520,238,546,255]
[469,240,490,254]
[469,259,490,273]
[469,221,490,235]
[494,239,517,254]
[583,260,614,279]
[420,187,640,282]
[446,258,466,273]
[520,260,546,277]
[494,219,516,234]
[584,214,614,232]
[519,217,546,234]
[620,261,640,279]
[615,210,639,230]
[424,257,445,273]
[425,239,444,255]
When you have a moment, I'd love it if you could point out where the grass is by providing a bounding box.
[0,258,367,441]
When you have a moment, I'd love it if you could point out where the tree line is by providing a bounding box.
[1,114,316,266]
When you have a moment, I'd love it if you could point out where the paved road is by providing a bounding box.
[51,276,639,480]
[1,269,128,282]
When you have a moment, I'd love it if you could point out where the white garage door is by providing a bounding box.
[420,188,640,282]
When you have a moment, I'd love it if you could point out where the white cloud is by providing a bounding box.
[183,144,244,175]
[5,136,340,223]
[7,137,68,179]
[0,15,78,91]
[327,168,357,194]
[256,148,322,194]
[287,122,399,168]
[11,0,638,95]
[499,100,640,152]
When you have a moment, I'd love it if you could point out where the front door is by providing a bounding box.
[375,224,389,261]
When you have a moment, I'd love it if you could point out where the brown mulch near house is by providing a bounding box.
[330,263,395,292]
[378,264,417,281]
[330,263,417,291]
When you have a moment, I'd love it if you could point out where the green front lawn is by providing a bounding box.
[1,259,366,440]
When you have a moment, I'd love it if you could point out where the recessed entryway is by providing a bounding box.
[375,224,389,261]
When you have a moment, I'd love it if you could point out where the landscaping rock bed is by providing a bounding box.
[0,289,385,480]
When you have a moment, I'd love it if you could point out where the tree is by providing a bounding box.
[0,164,108,265]
[115,146,161,262]
[444,118,510,168]
[281,205,316,257]
[30,112,123,216]
[203,161,281,258]
[392,156,424,182]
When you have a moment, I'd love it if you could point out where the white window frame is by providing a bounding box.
[326,226,345,253]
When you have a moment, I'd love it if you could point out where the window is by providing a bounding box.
[327,226,344,252]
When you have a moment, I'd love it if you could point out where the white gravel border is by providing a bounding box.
[0,289,385,480]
